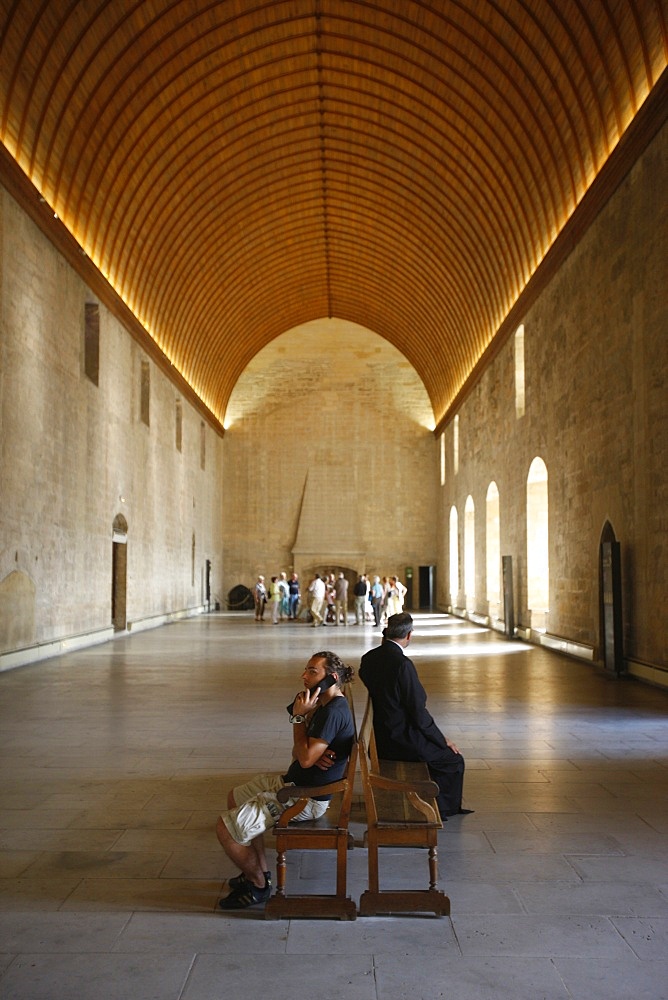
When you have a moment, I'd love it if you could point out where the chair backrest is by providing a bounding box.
[357,696,379,826]
[359,694,379,771]
[357,694,441,826]
[343,681,357,731]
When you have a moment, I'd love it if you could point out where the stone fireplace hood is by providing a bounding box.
[292,468,365,571]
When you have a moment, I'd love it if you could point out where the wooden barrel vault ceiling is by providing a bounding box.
[1,1,666,433]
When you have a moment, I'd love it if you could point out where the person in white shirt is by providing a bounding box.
[308,574,326,626]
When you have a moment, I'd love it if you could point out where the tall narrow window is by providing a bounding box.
[440,433,445,486]
[191,532,196,587]
[486,482,500,615]
[527,457,549,627]
[84,302,99,385]
[515,324,525,418]
[464,495,475,611]
[449,506,459,607]
[200,421,206,470]
[140,360,150,426]
[453,415,459,475]
[175,399,182,452]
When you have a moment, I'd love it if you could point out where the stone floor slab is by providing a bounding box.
[0,953,193,1000]
[181,953,376,1000]
[373,954,571,1000]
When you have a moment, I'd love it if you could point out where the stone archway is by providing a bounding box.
[297,563,362,625]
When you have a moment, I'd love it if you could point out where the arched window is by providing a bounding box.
[527,457,549,627]
[486,481,500,616]
[464,495,475,611]
[449,506,459,607]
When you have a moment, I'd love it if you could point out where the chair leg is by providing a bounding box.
[275,848,287,897]
[368,834,380,892]
[336,836,347,898]
[428,846,438,891]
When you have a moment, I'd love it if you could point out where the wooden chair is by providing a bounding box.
[264,688,358,920]
[358,696,450,916]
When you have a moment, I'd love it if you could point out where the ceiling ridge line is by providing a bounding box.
[315,0,332,318]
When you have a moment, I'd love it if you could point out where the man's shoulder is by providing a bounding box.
[373,639,404,657]
[361,641,405,671]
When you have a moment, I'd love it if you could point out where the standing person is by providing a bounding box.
[216,651,356,909]
[359,612,473,820]
[380,577,390,624]
[278,571,290,620]
[385,578,396,617]
[254,576,267,621]
[268,576,282,624]
[308,573,326,627]
[394,575,408,612]
[288,573,301,619]
[334,571,349,626]
[370,576,383,627]
[353,574,368,625]
[325,574,337,623]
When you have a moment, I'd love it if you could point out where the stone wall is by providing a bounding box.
[221,319,438,604]
[438,122,667,675]
[0,187,224,660]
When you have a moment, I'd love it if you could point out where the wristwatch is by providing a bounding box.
[289,714,306,724]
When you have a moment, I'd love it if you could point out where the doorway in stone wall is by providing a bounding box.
[112,514,128,631]
[599,521,624,674]
[418,565,436,610]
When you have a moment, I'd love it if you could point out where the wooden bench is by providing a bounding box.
[357,696,450,916]
[264,689,358,920]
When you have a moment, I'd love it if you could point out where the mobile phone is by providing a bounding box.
[312,674,338,695]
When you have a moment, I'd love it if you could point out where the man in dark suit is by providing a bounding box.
[359,612,472,819]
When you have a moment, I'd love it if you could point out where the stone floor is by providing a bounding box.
[0,612,667,1000]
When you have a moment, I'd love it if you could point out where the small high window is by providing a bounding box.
[200,421,206,470]
[84,302,99,385]
[175,399,182,452]
[140,360,150,427]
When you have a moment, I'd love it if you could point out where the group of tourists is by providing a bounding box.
[215,611,473,910]
[253,570,408,628]
[253,572,301,624]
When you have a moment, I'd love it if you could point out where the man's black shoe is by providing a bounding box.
[228,870,271,891]
[218,880,271,909]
